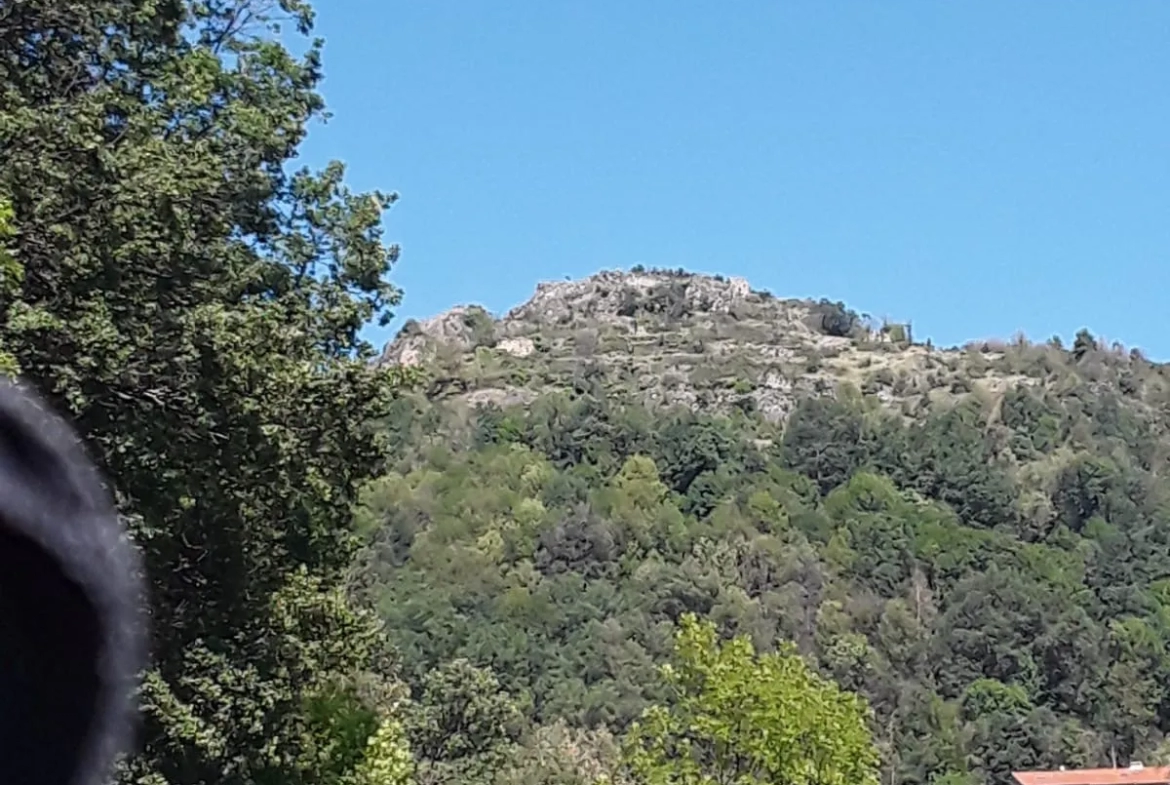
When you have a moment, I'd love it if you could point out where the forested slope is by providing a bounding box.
[7,2,1169,783]
[358,269,1170,785]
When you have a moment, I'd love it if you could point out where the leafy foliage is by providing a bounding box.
[359,352,1170,785]
[0,1,414,783]
[623,613,879,785]
[405,659,522,785]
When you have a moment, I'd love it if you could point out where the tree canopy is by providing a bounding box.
[1,1,411,782]
[623,613,879,785]
[357,358,1170,785]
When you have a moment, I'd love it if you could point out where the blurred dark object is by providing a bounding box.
[0,379,146,785]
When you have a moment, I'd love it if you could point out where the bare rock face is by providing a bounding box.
[381,270,776,369]
[503,270,755,327]
[380,305,494,367]
[496,337,535,358]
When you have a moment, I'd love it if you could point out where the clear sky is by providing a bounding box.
[294,2,1170,359]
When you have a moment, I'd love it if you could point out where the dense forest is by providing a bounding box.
[355,344,1170,784]
[5,2,1170,785]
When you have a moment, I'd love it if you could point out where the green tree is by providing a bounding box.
[497,720,628,785]
[405,659,522,785]
[896,401,1019,530]
[960,679,1066,785]
[0,2,414,783]
[0,197,19,377]
[779,396,868,495]
[348,718,415,785]
[623,613,880,785]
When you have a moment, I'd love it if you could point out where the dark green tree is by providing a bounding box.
[0,1,413,782]
[779,395,868,495]
[406,659,522,785]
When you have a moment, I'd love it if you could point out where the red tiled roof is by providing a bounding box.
[1013,768,1170,785]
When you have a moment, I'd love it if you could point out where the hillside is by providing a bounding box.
[380,267,1168,428]
[356,268,1170,785]
[12,4,1167,785]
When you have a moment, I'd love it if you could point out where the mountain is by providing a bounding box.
[379,267,1165,426]
[361,267,1170,785]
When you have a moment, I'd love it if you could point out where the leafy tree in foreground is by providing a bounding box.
[622,613,880,785]
[0,1,414,782]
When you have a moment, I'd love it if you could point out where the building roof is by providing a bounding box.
[1013,768,1170,785]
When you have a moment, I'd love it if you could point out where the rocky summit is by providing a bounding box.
[379,267,1164,427]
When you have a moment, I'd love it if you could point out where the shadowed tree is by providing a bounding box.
[0,1,415,782]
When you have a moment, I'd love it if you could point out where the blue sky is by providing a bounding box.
[295,2,1170,358]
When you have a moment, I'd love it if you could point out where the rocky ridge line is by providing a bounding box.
[378,269,1132,423]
